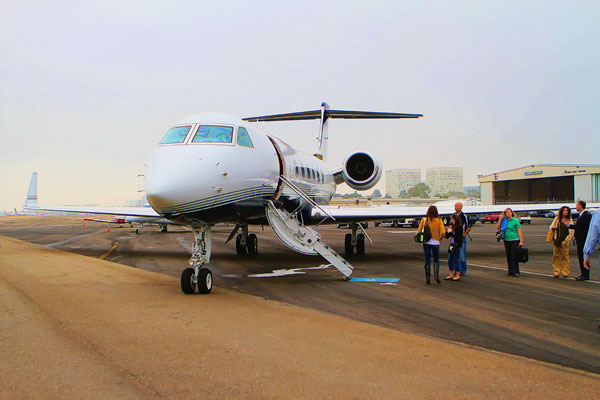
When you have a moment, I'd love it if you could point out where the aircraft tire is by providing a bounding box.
[247,233,258,256]
[356,234,365,255]
[236,234,248,256]
[135,228,140,234]
[197,269,213,294]
[344,233,355,257]
[181,268,196,294]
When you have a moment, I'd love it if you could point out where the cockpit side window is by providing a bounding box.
[237,127,254,148]
[191,125,233,143]
[159,126,192,144]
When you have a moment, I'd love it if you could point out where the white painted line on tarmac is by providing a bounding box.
[466,262,600,284]
[47,230,107,247]
[248,265,332,278]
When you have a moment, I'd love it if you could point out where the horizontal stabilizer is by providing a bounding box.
[243,109,422,122]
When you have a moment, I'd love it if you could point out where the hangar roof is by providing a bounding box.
[478,164,600,183]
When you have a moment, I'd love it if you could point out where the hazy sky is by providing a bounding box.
[1,0,599,210]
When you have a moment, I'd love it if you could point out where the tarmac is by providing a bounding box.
[1,216,599,398]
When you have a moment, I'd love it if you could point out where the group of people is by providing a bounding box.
[415,200,600,285]
[416,202,471,284]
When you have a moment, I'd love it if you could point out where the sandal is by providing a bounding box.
[443,276,455,280]
[452,276,461,281]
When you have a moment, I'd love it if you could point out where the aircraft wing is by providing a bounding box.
[311,203,600,223]
[23,172,162,218]
[25,204,161,218]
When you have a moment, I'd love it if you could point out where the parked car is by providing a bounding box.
[480,214,500,224]
[530,210,556,218]
[520,216,532,224]
[374,218,416,227]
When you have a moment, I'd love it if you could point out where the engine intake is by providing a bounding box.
[341,150,382,191]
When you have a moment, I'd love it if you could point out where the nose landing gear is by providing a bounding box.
[181,225,213,294]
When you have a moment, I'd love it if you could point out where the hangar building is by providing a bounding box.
[478,164,600,205]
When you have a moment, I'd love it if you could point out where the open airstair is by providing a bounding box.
[265,200,354,279]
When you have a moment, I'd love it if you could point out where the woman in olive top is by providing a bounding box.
[496,208,523,276]
[417,205,446,285]
[549,206,574,278]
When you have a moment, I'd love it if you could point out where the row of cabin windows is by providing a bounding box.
[294,165,325,184]
[159,125,253,148]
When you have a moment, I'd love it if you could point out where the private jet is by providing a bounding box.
[24,102,595,294]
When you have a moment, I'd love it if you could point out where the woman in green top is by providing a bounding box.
[496,208,523,276]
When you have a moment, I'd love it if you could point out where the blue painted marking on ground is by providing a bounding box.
[349,278,400,283]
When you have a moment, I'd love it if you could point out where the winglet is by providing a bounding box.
[24,172,38,208]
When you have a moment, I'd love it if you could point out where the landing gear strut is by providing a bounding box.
[181,225,213,294]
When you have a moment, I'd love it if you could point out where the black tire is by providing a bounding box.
[135,228,141,234]
[197,269,213,294]
[247,233,258,255]
[160,225,168,233]
[235,234,248,256]
[356,234,365,255]
[344,233,355,257]
[181,268,196,294]
[375,222,380,227]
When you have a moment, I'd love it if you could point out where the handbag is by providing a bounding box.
[545,229,555,243]
[414,232,424,243]
[517,246,529,263]
[423,219,432,242]
[414,218,431,243]
[448,243,456,254]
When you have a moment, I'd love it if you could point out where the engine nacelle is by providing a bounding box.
[341,150,382,191]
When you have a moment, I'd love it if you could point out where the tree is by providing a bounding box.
[371,189,382,198]
[384,193,392,199]
[399,189,408,198]
[443,191,465,198]
[407,183,431,198]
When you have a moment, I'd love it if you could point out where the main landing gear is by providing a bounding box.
[344,223,366,257]
[233,225,258,256]
[181,225,213,294]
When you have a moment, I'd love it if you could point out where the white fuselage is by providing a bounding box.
[144,113,335,225]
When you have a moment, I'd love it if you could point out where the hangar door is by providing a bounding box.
[494,176,573,204]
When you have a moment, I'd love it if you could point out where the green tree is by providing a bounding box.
[407,183,431,198]
[371,189,382,198]
[443,191,465,198]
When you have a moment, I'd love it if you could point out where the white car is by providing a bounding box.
[520,216,532,224]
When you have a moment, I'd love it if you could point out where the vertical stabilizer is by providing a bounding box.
[24,172,38,207]
[315,102,330,162]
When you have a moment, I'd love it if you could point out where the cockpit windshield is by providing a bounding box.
[192,125,233,143]
[159,126,191,144]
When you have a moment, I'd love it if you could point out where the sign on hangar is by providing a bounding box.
[478,164,600,205]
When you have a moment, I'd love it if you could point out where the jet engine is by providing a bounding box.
[341,150,382,191]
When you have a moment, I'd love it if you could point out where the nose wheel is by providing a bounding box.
[182,225,214,294]
[181,267,213,294]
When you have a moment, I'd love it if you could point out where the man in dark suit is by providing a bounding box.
[569,200,592,280]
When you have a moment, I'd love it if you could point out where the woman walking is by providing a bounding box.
[444,214,464,281]
[549,206,574,278]
[417,205,446,284]
[496,208,523,276]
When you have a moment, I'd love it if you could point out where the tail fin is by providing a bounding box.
[315,102,330,162]
[24,172,38,208]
